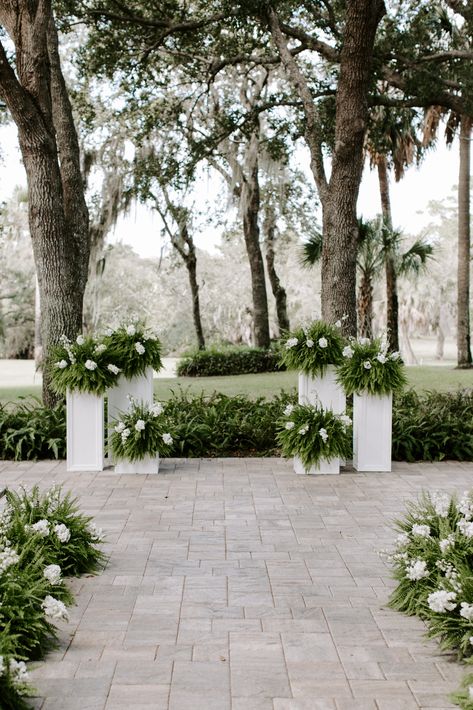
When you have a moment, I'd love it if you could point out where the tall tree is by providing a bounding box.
[457,114,472,367]
[0,1,89,406]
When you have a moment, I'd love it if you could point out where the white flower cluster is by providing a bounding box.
[126,324,136,336]
[285,421,295,430]
[135,342,145,355]
[457,518,473,538]
[283,404,294,417]
[285,337,298,350]
[162,433,173,445]
[427,589,457,613]
[88,523,105,542]
[41,595,69,621]
[85,359,97,371]
[460,602,473,621]
[319,428,328,443]
[306,339,314,348]
[411,524,431,538]
[0,656,29,685]
[432,491,450,518]
[405,558,428,581]
[58,335,76,365]
[151,402,164,417]
[30,519,50,537]
[135,419,146,432]
[435,560,462,592]
[0,545,19,574]
[43,564,62,585]
[340,415,352,428]
[318,337,328,349]
[342,345,353,358]
[457,492,473,520]
[299,425,309,435]
[54,523,71,543]
[396,532,410,547]
[94,343,106,355]
[439,534,455,554]
[107,364,120,375]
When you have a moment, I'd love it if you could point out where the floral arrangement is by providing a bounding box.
[277,402,352,469]
[49,334,120,395]
[387,489,473,708]
[279,320,346,376]
[0,485,105,707]
[104,322,162,379]
[336,336,407,396]
[110,399,174,462]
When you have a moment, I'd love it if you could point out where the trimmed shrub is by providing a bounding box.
[176,345,285,377]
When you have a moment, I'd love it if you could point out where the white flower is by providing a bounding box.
[126,325,136,336]
[151,402,164,417]
[412,524,431,538]
[285,337,298,349]
[319,428,328,443]
[114,421,125,433]
[390,351,400,360]
[107,364,120,375]
[162,433,173,445]
[342,345,354,358]
[432,492,450,518]
[88,523,105,542]
[41,595,69,621]
[460,603,473,621]
[376,353,387,364]
[457,518,473,538]
[55,359,68,369]
[43,564,62,585]
[105,328,114,336]
[306,339,314,348]
[85,359,97,371]
[359,337,371,346]
[335,320,342,328]
[340,415,352,427]
[54,523,71,543]
[94,343,106,354]
[135,342,145,355]
[439,535,455,554]
[299,425,309,435]
[283,404,294,417]
[31,519,50,537]
[363,361,372,370]
[405,558,428,581]
[0,546,20,573]
[427,589,457,613]
[135,419,146,432]
[457,492,473,520]
[9,658,29,685]
[318,337,328,349]
[76,335,85,346]
[285,421,295,430]
[396,532,410,547]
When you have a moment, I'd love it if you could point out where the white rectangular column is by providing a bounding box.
[66,390,104,472]
[294,456,340,475]
[353,393,392,472]
[115,454,160,474]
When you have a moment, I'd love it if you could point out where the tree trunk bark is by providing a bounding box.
[186,253,206,350]
[377,155,399,351]
[242,154,271,348]
[34,275,42,368]
[357,272,373,339]
[0,2,90,406]
[269,0,385,338]
[457,114,472,368]
[263,204,290,336]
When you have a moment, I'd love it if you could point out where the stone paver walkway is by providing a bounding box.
[1,458,472,710]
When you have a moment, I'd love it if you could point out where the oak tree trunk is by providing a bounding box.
[357,272,373,339]
[263,204,290,336]
[457,114,472,368]
[377,155,399,351]
[186,253,206,351]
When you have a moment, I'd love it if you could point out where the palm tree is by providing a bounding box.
[302,218,434,340]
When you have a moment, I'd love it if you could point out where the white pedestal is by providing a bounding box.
[115,454,159,474]
[66,390,104,472]
[107,367,154,462]
[353,393,392,472]
[298,367,345,413]
[294,456,340,475]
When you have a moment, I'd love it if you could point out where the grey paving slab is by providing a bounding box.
[2,457,471,709]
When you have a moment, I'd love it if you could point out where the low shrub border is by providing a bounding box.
[0,485,105,707]
[176,345,285,377]
[386,489,473,708]
[0,389,472,462]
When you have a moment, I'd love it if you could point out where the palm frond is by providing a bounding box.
[398,239,435,276]
[301,232,323,267]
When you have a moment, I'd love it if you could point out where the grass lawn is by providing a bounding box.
[2,365,472,404]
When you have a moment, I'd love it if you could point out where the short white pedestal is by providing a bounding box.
[107,367,154,462]
[294,456,340,475]
[298,367,345,413]
[66,390,104,472]
[353,393,392,472]
[115,454,159,474]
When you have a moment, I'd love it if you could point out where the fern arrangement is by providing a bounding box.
[110,399,174,462]
[49,334,120,395]
[103,322,162,379]
[337,337,407,395]
[279,320,346,376]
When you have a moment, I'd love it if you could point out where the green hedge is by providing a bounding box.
[1,389,473,463]
[176,346,285,377]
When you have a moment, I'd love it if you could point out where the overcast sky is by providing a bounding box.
[0,123,459,258]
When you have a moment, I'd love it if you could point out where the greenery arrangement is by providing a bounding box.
[387,489,473,708]
[337,337,407,395]
[0,485,105,707]
[176,345,284,377]
[0,399,66,461]
[110,399,174,461]
[49,334,120,395]
[279,321,346,376]
[104,323,162,379]
[277,402,352,469]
